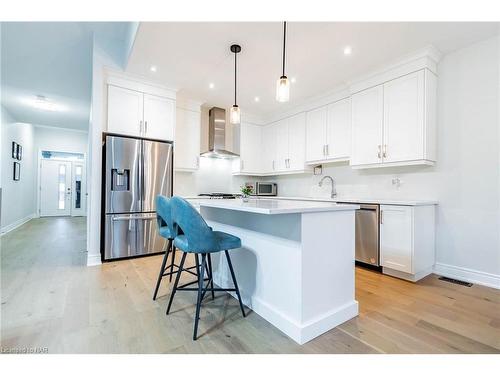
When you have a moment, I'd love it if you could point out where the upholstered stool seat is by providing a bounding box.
[166,196,246,340]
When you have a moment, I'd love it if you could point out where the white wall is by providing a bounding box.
[265,36,500,282]
[34,126,88,154]
[1,107,36,232]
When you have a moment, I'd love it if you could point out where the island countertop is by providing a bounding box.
[188,198,359,215]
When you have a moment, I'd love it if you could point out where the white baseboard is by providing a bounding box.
[0,213,36,236]
[434,262,500,290]
[87,253,102,266]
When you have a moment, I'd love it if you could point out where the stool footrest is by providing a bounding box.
[176,287,238,292]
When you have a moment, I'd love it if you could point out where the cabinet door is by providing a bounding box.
[143,94,175,141]
[351,85,384,166]
[107,85,143,137]
[240,122,262,173]
[175,107,200,171]
[275,119,289,172]
[262,123,278,173]
[287,113,307,171]
[380,205,413,273]
[326,98,351,160]
[383,70,424,163]
[305,106,327,162]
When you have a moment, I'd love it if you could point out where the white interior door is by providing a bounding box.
[72,161,86,216]
[40,160,72,217]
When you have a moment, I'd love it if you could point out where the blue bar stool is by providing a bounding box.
[166,196,246,340]
[153,196,199,300]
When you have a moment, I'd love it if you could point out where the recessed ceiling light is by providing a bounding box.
[343,46,352,55]
[209,83,215,89]
[254,96,260,102]
[150,65,157,72]
[291,77,296,83]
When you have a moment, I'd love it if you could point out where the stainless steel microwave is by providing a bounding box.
[245,182,277,196]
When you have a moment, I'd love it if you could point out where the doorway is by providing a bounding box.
[38,151,86,217]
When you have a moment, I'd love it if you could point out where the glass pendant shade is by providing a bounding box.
[276,76,290,102]
[230,104,241,124]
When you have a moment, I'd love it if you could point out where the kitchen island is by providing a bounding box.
[188,198,359,344]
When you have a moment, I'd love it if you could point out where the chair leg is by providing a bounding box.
[169,245,176,282]
[193,254,206,340]
[225,250,246,318]
[207,254,215,300]
[166,252,187,315]
[153,239,171,300]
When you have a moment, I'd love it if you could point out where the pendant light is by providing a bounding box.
[276,21,290,102]
[230,44,241,124]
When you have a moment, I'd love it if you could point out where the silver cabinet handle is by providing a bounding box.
[377,145,382,159]
[326,144,329,156]
[380,210,384,224]
[272,160,275,170]
[383,144,387,158]
[241,159,244,170]
[144,121,148,134]
[139,120,143,133]
[196,156,200,168]
[323,145,326,156]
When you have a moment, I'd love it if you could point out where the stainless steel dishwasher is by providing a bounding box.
[338,202,380,267]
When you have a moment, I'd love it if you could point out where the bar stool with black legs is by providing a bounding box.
[166,196,246,340]
[153,195,199,300]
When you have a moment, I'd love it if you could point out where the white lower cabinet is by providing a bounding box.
[380,204,436,282]
[175,106,201,171]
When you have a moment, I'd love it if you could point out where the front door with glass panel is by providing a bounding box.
[40,159,72,216]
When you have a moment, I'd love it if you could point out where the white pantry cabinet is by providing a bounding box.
[380,204,436,282]
[175,106,201,171]
[107,84,175,141]
[350,69,437,169]
[305,98,351,164]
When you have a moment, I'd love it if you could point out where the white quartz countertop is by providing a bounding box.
[187,198,359,215]
[256,196,438,206]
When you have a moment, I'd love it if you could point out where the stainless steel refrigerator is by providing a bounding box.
[103,134,173,260]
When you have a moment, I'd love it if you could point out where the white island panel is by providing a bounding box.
[198,201,358,344]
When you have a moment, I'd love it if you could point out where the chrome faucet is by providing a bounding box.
[319,175,337,198]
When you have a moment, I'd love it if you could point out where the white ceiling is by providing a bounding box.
[127,22,499,117]
[1,22,134,131]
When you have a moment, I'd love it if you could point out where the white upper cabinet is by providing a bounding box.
[106,76,176,141]
[262,123,278,173]
[175,106,200,171]
[351,85,384,166]
[305,106,328,163]
[275,119,289,172]
[383,71,424,163]
[238,122,263,174]
[326,98,351,161]
[351,69,437,168]
[143,94,175,141]
[287,113,307,171]
[306,99,351,164]
[107,85,144,137]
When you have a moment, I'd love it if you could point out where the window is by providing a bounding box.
[58,164,66,210]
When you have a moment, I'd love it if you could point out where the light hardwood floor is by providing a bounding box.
[1,217,499,353]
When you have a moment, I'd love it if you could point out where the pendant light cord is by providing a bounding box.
[234,50,237,105]
[282,21,287,77]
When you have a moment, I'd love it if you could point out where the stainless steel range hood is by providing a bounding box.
[200,107,239,158]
